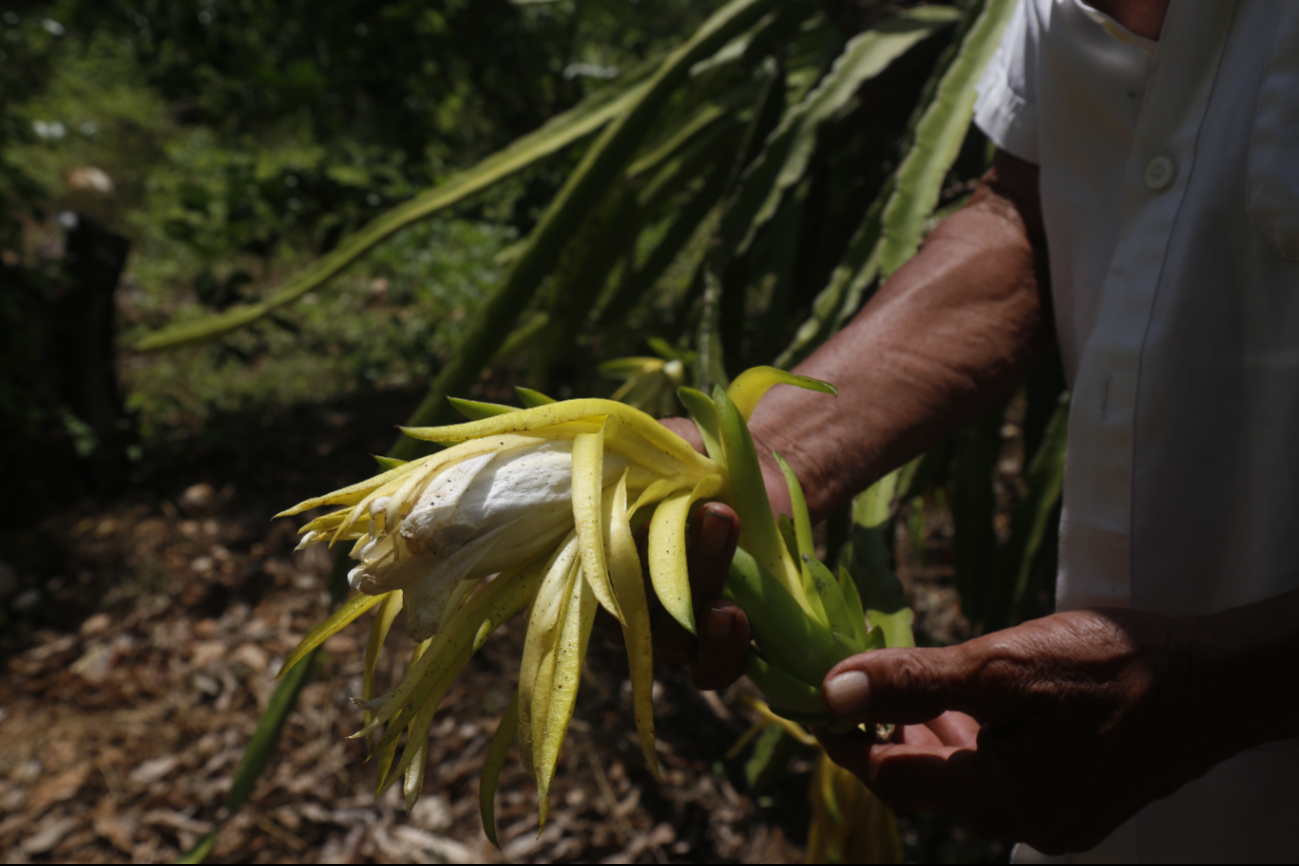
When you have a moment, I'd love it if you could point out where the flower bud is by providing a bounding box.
[348,440,628,639]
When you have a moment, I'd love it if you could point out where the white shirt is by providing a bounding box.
[974,0,1299,861]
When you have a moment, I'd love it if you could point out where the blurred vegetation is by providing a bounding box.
[0,0,721,480]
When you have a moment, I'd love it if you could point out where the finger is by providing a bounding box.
[925,710,980,748]
[646,503,740,667]
[652,607,694,664]
[685,503,738,603]
[659,416,705,455]
[892,723,945,748]
[691,600,750,691]
[816,729,988,818]
[869,743,988,818]
[821,645,991,726]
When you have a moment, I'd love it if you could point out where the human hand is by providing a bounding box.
[632,499,751,690]
[814,608,1220,854]
[627,416,785,691]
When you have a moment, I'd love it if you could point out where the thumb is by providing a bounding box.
[821,645,990,726]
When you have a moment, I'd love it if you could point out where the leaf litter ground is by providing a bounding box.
[0,386,998,864]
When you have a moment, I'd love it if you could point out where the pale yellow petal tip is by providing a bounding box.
[397,425,461,444]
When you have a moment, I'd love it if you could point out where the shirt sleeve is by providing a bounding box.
[973,0,1043,164]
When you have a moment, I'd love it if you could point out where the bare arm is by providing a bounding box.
[659,149,1052,687]
[750,149,1052,520]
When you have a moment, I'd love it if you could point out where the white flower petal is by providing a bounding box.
[403,523,513,641]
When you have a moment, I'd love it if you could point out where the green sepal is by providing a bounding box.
[372,455,408,471]
[448,397,517,420]
[726,365,836,423]
[648,336,687,362]
[776,452,828,626]
[837,565,869,647]
[472,619,494,654]
[515,386,557,407]
[715,386,803,607]
[371,706,405,788]
[868,607,916,651]
[725,548,846,685]
[743,652,826,715]
[864,623,888,652]
[744,726,799,794]
[677,386,725,465]
[598,357,662,378]
[764,703,855,735]
[804,554,857,650]
[777,514,799,562]
[775,454,816,560]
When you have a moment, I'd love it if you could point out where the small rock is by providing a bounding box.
[190,556,214,574]
[128,754,181,786]
[179,483,216,515]
[80,612,112,636]
[229,643,268,673]
[22,815,79,855]
[409,794,451,833]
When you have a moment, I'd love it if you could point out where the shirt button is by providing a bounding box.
[1144,156,1176,191]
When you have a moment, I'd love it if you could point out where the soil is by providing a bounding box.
[0,388,1001,864]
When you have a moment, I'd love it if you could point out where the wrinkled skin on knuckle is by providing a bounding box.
[881,653,948,723]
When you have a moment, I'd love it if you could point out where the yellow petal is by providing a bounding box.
[354,557,543,740]
[401,399,719,479]
[518,538,579,774]
[275,458,426,517]
[725,366,836,424]
[606,471,659,780]
[403,736,429,812]
[535,562,597,826]
[629,474,700,516]
[363,590,404,733]
[376,643,473,798]
[278,591,382,678]
[522,561,574,779]
[296,507,354,537]
[480,689,519,847]
[572,427,623,624]
[599,412,696,480]
[646,473,725,633]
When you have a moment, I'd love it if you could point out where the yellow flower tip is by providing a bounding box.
[726,366,837,422]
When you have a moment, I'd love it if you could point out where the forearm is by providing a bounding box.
[749,151,1053,521]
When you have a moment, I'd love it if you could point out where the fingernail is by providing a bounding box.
[824,670,871,716]
[705,604,732,643]
[699,508,732,558]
